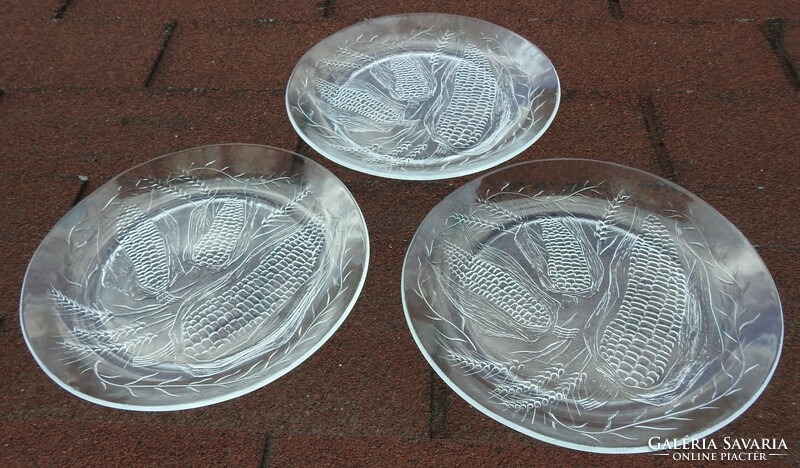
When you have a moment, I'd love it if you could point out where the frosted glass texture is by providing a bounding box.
[402,159,782,452]
[21,144,369,411]
[287,13,560,180]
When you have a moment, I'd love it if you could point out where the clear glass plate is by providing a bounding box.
[402,159,783,452]
[286,13,560,180]
[20,144,369,411]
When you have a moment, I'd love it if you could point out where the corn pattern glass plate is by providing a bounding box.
[20,144,369,411]
[286,13,559,180]
[402,159,782,453]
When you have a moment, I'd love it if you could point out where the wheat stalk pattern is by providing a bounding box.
[412,185,751,446]
[292,23,551,174]
[47,166,362,404]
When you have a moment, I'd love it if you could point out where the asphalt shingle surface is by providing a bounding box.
[1,1,797,466]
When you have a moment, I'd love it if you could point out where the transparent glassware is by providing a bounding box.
[286,13,560,180]
[402,159,782,452]
[20,144,369,411]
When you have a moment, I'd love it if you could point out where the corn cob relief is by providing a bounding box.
[177,220,326,362]
[114,202,172,297]
[315,78,404,126]
[428,44,498,150]
[598,215,688,390]
[515,217,604,298]
[438,241,576,341]
[370,55,436,102]
[190,199,247,270]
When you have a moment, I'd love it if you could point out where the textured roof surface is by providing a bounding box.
[1,1,798,466]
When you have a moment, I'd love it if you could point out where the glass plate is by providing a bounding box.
[402,159,782,453]
[20,144,369,411]
[286,14,559,180]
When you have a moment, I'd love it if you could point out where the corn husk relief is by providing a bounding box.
[413,184,752,442]
[294,27,545,171]
[51,165,354,398]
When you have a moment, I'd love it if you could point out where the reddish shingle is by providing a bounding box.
[0,174,83,288]
[3,0,63,20]
[684,186,800,248]
[525,92,657,171]
[288,92,659,184]
[521,20,789,92]
[654,92,800,187]
[0,321,431,438]
[271,434,678,467]
[345,180,455,328]
[0,1,797,464]
[151,19,353,89]
[620,0,800,21]
[0,420,264,467]
[239,321,431,437]
[0,174,88,415]
[0,20,170,89]
[778,19,800,87]
[0,89,298,179]
[329,1,609,22]
[64,0,319,21]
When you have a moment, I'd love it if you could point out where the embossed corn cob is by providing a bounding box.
[181,220,325,361]
[433,44,497,149]
[388,56,435,101]
[315,78,403,124]
[538,219,595,296]
[598,215,687,389]
[191,199,246,269]
[444,241,552,334]
[117,203,171,296]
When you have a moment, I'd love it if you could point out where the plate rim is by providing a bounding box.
[20,143,371,411]
[400,157,784,453]
[285,13,562,181]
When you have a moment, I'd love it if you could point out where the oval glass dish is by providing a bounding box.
[20,144,370,411]
[286,13,560,180]
[402,159,782,452]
